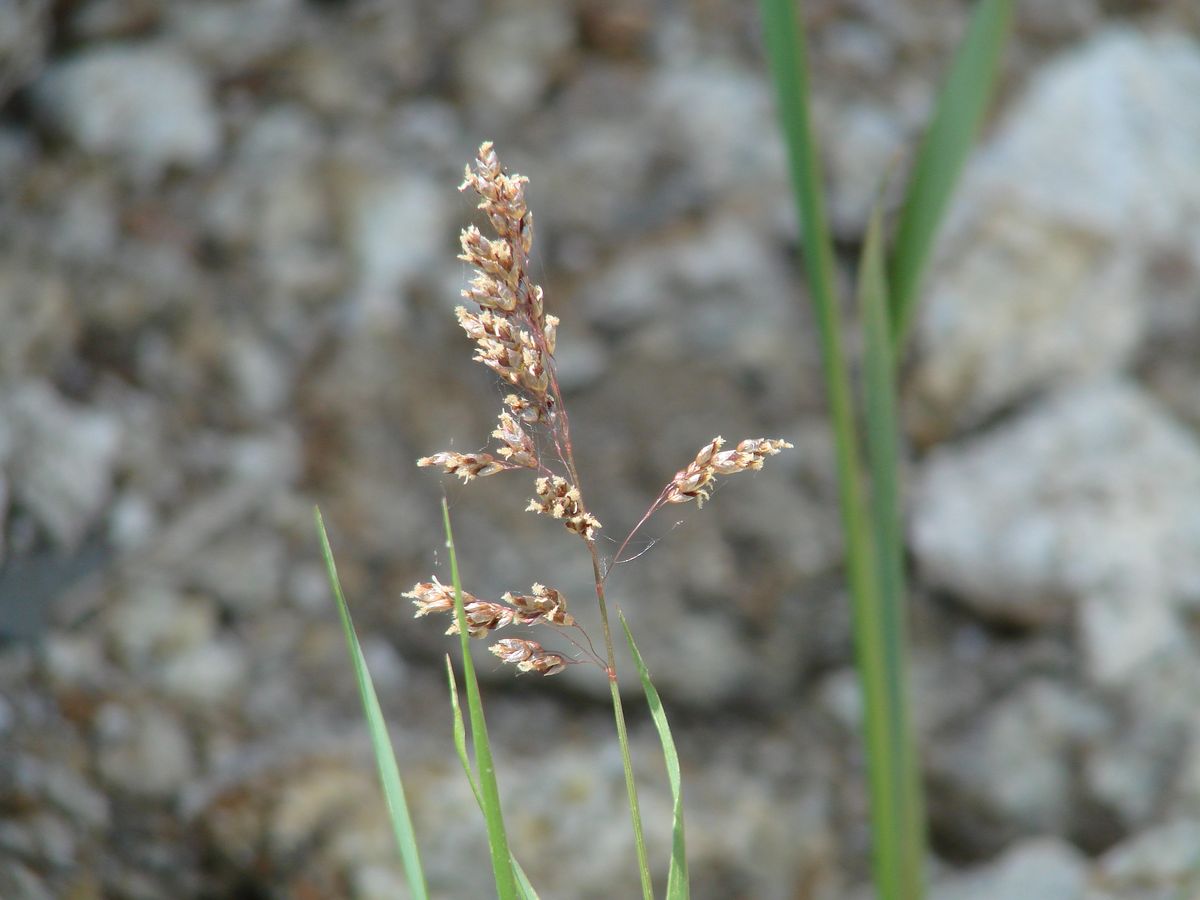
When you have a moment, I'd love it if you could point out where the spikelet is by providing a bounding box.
[490,638,568,676]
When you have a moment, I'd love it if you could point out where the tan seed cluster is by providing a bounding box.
[455,307,550,396]
[419,143,569,499]
[404,578,578,670]
[490,638,568,676]
[665,437,795,507]
[416,451,513,482]
[527,476,602,540]
[502,583,575,627]
[446,599,516,638]
[406,577,475,617]
[492,412,537,469]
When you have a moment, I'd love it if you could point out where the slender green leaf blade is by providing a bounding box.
[620,613,689,900]
[859,207,926,897]
[445,657,540,900]
[442,498,519,900]
[445,655,483,807]
[889,0,1013,344]
[314,507,428,900]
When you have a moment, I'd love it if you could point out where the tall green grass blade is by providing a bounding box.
[619,613,689,900]
[314,507,429,900]
[445,657,541,900]
[859,205,926,897]
[888,0,1013,345]
[760,2,926,896]
[441,497,519,899]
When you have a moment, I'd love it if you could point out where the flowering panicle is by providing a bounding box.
[411,144,795,684]
[665,437,795,507]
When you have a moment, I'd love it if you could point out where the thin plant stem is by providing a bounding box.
[545,350,654,900]
[590,542,654,900]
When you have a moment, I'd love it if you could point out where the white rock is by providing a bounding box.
[95,703,196,798]
[932,838,1088,900]
[2,381,121,548]
[104,584,215,668]
[648,61,787,203]
[32,43,220,180]
[911,29,1200,433]
[157,638,249,708]
[929,679,1109,834]
[913,380,1200,683]
[454,2,574,121]
[344,171,451,330]
[1091,818,1200,897]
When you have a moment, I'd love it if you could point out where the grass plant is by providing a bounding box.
[759,1,1012,897]
[320,144,794,897]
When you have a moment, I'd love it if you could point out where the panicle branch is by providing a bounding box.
[665,437,795,507]
[403,577,583,673]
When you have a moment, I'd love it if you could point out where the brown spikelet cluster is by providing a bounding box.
[526,476,602,540]
[415,142,601,544]
[665,437,795,507]
[490,638,568,676]
[403,578,577,671]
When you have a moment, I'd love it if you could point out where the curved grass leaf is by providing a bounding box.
[441,498,520,899]
[619,612,688,900]
[314,507,429,900]
[445,657,540,900]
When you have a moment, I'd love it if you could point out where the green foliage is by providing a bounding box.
[314,507,429,900]
[889,0,1014,346]
[758,1,1011,897]
[621,613,689,900]
[440,498,520,899]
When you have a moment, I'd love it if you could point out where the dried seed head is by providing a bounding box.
[489,638,568,676]
[492,412,538,469]
[502,583,575,627]
[404,577,478,617]
[527,476,602,540]
[665,436,794,507]
[446,600,516,638]
[505,393,548,425]
[417,451,512,482]
[459,143,546,328]
[455,307,548,396]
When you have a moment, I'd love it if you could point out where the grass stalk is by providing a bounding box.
[588,545,654,900]
[759,1,925,895]
[859,205,926,895]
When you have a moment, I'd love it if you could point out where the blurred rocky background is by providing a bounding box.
[0,0,1199,897]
